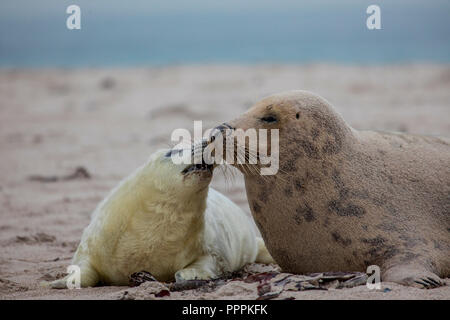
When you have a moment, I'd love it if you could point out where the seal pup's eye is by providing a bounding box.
[165,149,182,157]
[165,150,173,157]
[296,113,300,119]
[260,115,277,123]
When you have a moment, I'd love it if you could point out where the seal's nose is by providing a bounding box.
[214,123,234,134]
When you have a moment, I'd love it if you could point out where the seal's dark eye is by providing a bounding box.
[260,115,277,123]
[165,149,182,157]
[165,150,173,157]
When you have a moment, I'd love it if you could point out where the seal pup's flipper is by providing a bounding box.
[174,255,219,282]
[48,261,100,289]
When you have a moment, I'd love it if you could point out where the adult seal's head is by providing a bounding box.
[211,90,450,288]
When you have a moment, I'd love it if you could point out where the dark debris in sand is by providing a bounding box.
[122,265,369,300]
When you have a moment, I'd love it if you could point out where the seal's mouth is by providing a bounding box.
[182,163,213,175]
[179,137,217,176]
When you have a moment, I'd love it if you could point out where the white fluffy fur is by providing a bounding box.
[50,150,272,288]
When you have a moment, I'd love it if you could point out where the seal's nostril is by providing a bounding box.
[214,123,234,134]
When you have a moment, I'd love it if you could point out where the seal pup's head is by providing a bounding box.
[143,148,214,198]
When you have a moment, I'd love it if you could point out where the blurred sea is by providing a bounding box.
[0,0,449,67]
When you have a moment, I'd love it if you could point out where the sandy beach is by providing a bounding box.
[0,64,449,300]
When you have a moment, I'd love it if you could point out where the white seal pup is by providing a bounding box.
[49,149,273,288]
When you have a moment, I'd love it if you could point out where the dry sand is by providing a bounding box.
[0,64,449,300]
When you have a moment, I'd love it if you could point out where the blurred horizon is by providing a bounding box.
[1,0,449,67]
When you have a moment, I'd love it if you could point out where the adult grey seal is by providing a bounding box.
[210,90,449,288]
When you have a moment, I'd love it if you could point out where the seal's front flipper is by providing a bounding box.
[175,255,219,282]
[382,263,445,289]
